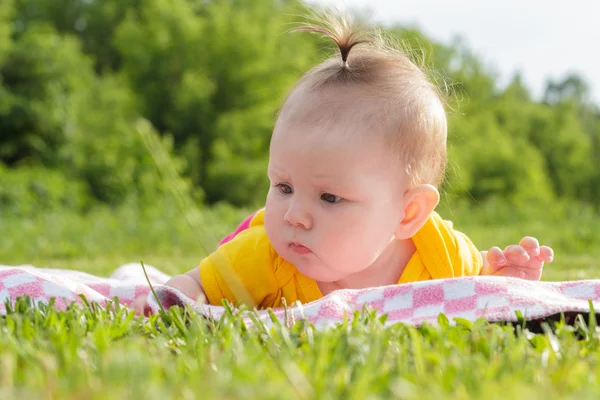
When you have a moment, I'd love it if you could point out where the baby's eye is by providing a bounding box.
[276,183,293,195]
[321,193,341,204]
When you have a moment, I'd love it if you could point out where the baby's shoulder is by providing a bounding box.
[221,223,272,255]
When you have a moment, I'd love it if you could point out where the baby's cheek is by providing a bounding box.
[264,216,282,250]
[325,234,364,265]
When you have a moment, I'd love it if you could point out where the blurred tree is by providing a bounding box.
[11,0,136,72]
[542,74,600,207]
[0,0,12,65]
[0,24,89,166]
[0,21,184,206]
[445,110,554,204]
[544,73,590,105]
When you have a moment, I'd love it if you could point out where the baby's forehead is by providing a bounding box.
[279,84,382,126]
[273,91,403,169]
[270,121,397,177]
[268,132,407,195]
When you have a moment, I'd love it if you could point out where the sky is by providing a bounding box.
[312,0,600,104]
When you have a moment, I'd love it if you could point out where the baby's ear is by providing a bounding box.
[394,184,440,240]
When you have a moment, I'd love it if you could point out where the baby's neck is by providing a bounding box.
[317,238,416,296]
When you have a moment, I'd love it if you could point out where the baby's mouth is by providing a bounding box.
[289,242,312,255]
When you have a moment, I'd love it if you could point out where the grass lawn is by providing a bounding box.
[1,204,600,399]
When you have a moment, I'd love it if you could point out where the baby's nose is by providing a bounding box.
[284,203,312,230]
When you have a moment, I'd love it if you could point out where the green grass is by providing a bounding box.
[0,203,252,276]
[2,203,600,398]
[2,298,600,399]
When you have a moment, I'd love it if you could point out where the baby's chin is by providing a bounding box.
[292,259,352,282]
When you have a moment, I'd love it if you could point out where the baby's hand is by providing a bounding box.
[480,236,554,280]
[130,293,153,316]
[130,270,205,316]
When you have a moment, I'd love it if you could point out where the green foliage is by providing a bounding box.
[0,0,13,66]
[446,111,554,203]
[0,164,90,215]
[0,23,89,166]
[442,72,599,208]
[0,20,187,207]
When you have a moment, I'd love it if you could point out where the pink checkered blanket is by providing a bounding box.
[1,263,599,328]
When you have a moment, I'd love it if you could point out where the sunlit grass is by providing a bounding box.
[2,296,600,399]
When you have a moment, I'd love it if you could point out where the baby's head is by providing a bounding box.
[264,13,448,283]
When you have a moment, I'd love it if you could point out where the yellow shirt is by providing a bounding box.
[199,209,482,309]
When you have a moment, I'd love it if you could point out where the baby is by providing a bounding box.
[133,13,553,313]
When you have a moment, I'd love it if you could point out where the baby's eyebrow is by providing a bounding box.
[267,168,288,178]
[312,177,354,192]
[311,172,337,182]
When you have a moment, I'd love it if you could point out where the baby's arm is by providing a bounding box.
[165,267,205,299]
[130,266,205,315]
[480,236,554,280]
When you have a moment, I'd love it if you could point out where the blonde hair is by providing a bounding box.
[280,11,448,188]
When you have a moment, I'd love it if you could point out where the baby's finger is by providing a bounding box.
[482,247,504,275]
[486,246,506,268]
[519,236,540,257]
[539,245,554,263]
[130,295,152,316]
[503,245,530,265]
[130,296,146,315]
